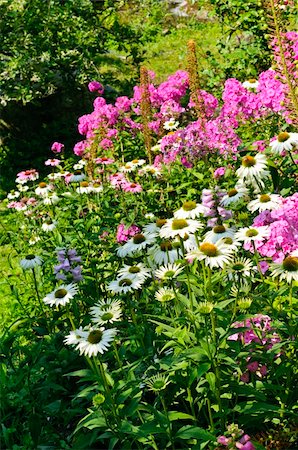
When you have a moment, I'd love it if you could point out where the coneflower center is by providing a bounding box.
[129,266,141,273]
[156,219,167,228]
[259,194,270,203]
[74,170,82,175]
[200,243,218,257]
[242,156,256,167]
[277,132,290,143]
[152,379,166,390]
[39,182,47,188]
[55,288,67,298]
[246,229,258,237]
[182,201,196,211]
[213,225,226,234]
[164,270,175,278]
[282,256,298,272]
[172,219,188,230]
[26,254,36,260]
[80,181,89,187]
[133,233,146,244]
[119,278,132,286]
[160,241,173,251]
[130,183,137,188]
[101,312,113,321]
[132,159,139,164]
[228,189,238,197]
[232,263,245,271]
[223,237,233,245]
[88,330,103,344]
[248,78,257,83]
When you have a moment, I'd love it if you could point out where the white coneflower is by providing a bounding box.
[269,131,298,155]
[247,193,282,213]
[218,236,242,253]
[120,163,136,173]
[236,154,270,187]
[242,79,259,90]
[130,158,146,166]
[146,374,171,392]
[220,185,249,207]
[271,252,298,283]
[107,276,142,293]
[144,218,168,236]
[76,181,92,194]
[139,165,162,177]
[235,226,270,244]
[35,182,53,197]
[73,162,85,170]
[69,170,86,182]
[117,233,156,258]
[160,218,203,239]
[43,193,60,205]
[225,257,255,281]
[41,219,57,232]
[28,235,41,246]
[117,263,151,281]
[204,224,236,244]
[155,263,184,281]
[64,327,86,346]
[148,241,182,265]
[186,241,233,269]
[17,184,29,192]
[164,118,179,131]
[20,254,43,270]
[91,182,103,193]
[174,201,208,219]
[76,327,117,357]
[7,191,20,200]
[43,283,78,307]
[155,287,175,303]
[173,234,198,253]
[90,299,122,325]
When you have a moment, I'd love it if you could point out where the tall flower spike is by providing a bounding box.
[140,66,153,164]
[186,40,206,125]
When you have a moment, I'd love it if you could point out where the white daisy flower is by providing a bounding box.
[35,182,53,197]
[117,233,156,258]
[148,241,182,265]
[73,162,85,170]
[76,181,92,194]
[155,288,175,303]
[43,193,60,205]
[20,254,43,270]
[242,79,259,90]
[69,170,86,182]
[117,263,151,281]
[269,131,298,155]
[186,241,233,269]
[43,283,78,307]
[217,236,242,252]
[164,118,179,131]
[120,163,136,173]
[17,184,29,192]
[271,252,298,283]
[90,299,122,325]
[247,193,282,213]
[235,226,270,244]
[91,182,103,193]
[107,276,143,293]
[64,327,86,346]
[225,257,255,281]
[42,219,57,232]
[7,191,20,200]
[130,158,146,166]
[139,165,162,177]
[160,218,203,239]
[76,327,117,357]
[174,201,208,219]
[236,154,270,187]
[28,235,41,246]
[144,219,168,236]
[145,213,155,220]
[220,185,249,207]
[155,263,184,280]
[204,224,236,244]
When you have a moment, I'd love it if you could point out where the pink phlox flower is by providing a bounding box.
[51,142,64,153]
[116,223,141,243]
[88,81,104,94]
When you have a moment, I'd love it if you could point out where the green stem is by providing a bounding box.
[160,395,175,450]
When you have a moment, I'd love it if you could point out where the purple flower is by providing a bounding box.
[88,81,104,94]
[51,142,64,154]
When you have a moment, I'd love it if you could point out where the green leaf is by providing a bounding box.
[168,411,195,421]
[176,425,216,441]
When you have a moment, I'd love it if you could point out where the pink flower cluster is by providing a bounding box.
[7,197,37,211]
[116,223,141,244]
[109,173,142,193]
[201,187,232,227]
[229,315,280,383]
[250,192,298,262]
[16,169,39,184]
[217,425,255,450]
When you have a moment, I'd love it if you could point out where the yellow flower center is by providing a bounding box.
[55,288,67,298]
[26,254,36,260]
[282,256,298,272]
[248,78,257,83]
[160,241,173,251]
[101,312,113,321]
[182,201,196,211]
[88,330,103,344]
[80,181,89,187]
[277,132,290,143]
[39,182,47,188]
[156,218,167,228]
[200,243,218,257]
[259,194,270,203]
[213,225,226,234]
[74,170,82,175]
[119,278,132,286]
[129,266,140,273]
[228,189,238,197]
[246,229,258,237]
[242,156,256,167]
[133,233,146,244]
[172,219,188,230]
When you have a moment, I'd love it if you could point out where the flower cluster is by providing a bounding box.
[54,248,83,282]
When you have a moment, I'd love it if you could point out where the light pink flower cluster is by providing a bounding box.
[51,142,64,153]
[201,187,232,227]
[16,169,39,184]
[116,223,141,244]
[109,173,142,193]
[250,192,298,262]
[7,197,37,211]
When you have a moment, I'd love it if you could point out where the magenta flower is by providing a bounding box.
[213,166,226,178]
[51,142,64,153]
[88,81,104,94]
[116,223,140,244]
